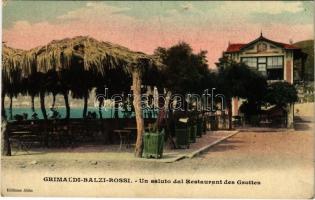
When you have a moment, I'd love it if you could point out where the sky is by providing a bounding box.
[3,1,314,67]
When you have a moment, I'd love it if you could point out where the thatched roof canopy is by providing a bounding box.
[2,36,165,99]
[2,44,24,89]
[22,36,164,78]
[3,44,24,77]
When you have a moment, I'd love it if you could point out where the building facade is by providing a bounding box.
[220,34,307,127]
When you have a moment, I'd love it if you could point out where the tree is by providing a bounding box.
[154,42,212,109]
[132,68,145,157]
[155,43,207,95]
[263,82,298,106]
[153,43,213,146]
[217,61,267,129]
[263,82,298,128]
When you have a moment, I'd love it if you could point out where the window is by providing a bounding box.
[241,56,284,80]
[258,57,266,63]
[257,57,267,76]
[267,56,283,69]
[267,56,283,80]
[258,64,267,76]
[258,64,266,71]
[242,57,257,69]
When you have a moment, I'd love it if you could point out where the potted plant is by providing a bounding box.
[189,124,197,143]
[209,115,218,131]
[196,115,203,137]
[188,112,197,143]
[202,115,207,134]
[175,118,190,149]
[142,123,165,159]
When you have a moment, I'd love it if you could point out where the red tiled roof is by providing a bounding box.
[225,37,300,53]
[278,43,299,49]
[226,43,246,52]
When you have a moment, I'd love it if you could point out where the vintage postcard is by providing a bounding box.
[1,0,314,198]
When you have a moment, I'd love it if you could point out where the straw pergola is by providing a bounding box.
[3,36,164,157]
[2,44,25,119]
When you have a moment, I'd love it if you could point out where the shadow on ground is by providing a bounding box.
[294,123,311,131]
[203,138,241,153]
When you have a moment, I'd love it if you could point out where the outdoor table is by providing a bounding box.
[124,127,137,131]
[124,126,150,131]
[9,131,34,154]
[113,129,132,150]
[10,131,32,134]
[123,127,150,146]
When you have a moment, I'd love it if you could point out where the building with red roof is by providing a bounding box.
[221,33,307,83]
[218,33,307,125]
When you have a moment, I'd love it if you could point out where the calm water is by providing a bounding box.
[5,107,158,120]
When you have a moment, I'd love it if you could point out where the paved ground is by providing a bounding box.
[1,120,314,198]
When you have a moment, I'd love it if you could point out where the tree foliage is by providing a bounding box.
[154,42,212,95]
[217,61,267,101]
[263,82,298,106]
[216,59,268,128]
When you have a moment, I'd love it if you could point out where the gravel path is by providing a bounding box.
[1,130,313,172]
[1,125,313,198]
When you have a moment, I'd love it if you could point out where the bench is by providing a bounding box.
[9,130,43,154]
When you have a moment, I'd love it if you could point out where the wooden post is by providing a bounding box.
[9,96,13,120]
[1,92,6,119]
[114,100,119,119]
[40,91,47,120]
[31,95,35,113]
[52,93,56,109]
[227,98,232,130]
[98,98,103,119]
[287,103,294,128]
[63,91,70,119]
[1,120,11,156]
[82,91,88,118]
[133,68,144,158]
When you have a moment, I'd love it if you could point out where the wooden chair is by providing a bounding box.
[113,129,131,150]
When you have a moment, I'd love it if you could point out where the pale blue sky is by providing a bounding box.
[4,1,313,29]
